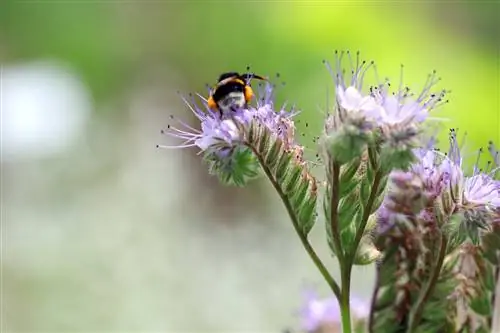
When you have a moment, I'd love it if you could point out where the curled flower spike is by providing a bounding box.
[161,77,319,237]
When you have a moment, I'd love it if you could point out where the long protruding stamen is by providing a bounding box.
[371,61,381,88]
[448,128,462,166]
[397,64,404,102]
[473,148,483,176]
[323,59,335,83]
[416,70,441,103]
[356,60,370,91]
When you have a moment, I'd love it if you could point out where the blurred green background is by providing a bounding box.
[1,1,499,331]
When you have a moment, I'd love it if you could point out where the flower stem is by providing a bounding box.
[329,161,344,262]
[339,155,384,333]
[249,145,342,300]
[349,169,383,266]
[406,234,447,333]
[340,262,353,333]
[329,160,355,333]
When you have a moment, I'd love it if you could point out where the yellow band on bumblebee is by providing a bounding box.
[244,85,254,102]
[207,96,217,109]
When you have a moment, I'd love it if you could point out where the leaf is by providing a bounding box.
[480,227,500,265]
[469,295,492,317]
[264,137,283,168]
[204,146,261,186]
[353,235,381,265]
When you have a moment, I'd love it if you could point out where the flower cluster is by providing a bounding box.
[161,51,500,333]
[322,51,447,167]
[160,82,297,155]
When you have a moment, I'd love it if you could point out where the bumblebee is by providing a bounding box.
[207,72,267,115]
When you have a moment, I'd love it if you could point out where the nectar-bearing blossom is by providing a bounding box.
[322,50,448,168]
[160,81,298,155]
[446,129,500,211]
[160,79,319,234]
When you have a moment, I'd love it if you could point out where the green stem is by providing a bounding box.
[340,262,353,333]
[349,169,383,266]
[406,234,447,333]
[329,161,344,261]
[339,155,383,333]
[249,145,342,300]
[329,160,353,333]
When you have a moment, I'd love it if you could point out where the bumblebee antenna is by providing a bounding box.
[241,73,267,81]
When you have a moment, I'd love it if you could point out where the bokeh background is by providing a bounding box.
[1,1,499,332]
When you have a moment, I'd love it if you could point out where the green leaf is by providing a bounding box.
[284,166,302,194]
[481,227,500,265]
[469,295,492,317]
[291,179,310,207]
[340,220,357,251]
[340,157,361,183]
[299,199,317,235]
[275,152,292,182]
[353,233,380,265]
[204,146,261,186]
[264,137,283,168]
[372,285,396,312]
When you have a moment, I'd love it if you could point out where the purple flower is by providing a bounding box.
[324,50,447,129]
[299,289,370,332]
[463,174,500,208]
[300,290,340,332]
[445,130,500,210]
[159,82,298,154]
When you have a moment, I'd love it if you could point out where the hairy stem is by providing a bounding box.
[329,161,344,261]
[249,145,341,299]
[406,234,448,333]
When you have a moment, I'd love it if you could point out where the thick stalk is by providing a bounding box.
[249,145,341,299]
[406,234,447,333]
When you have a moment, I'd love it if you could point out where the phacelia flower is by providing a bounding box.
[322,50,448,168]
[299,289,369,333]
[160,81,297,155]
[326,51,447,127]
[463,174,500,208]
[445,129,500,210]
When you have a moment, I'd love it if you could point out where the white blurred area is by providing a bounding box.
[2,61,375,331]
[1,61,92,161]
